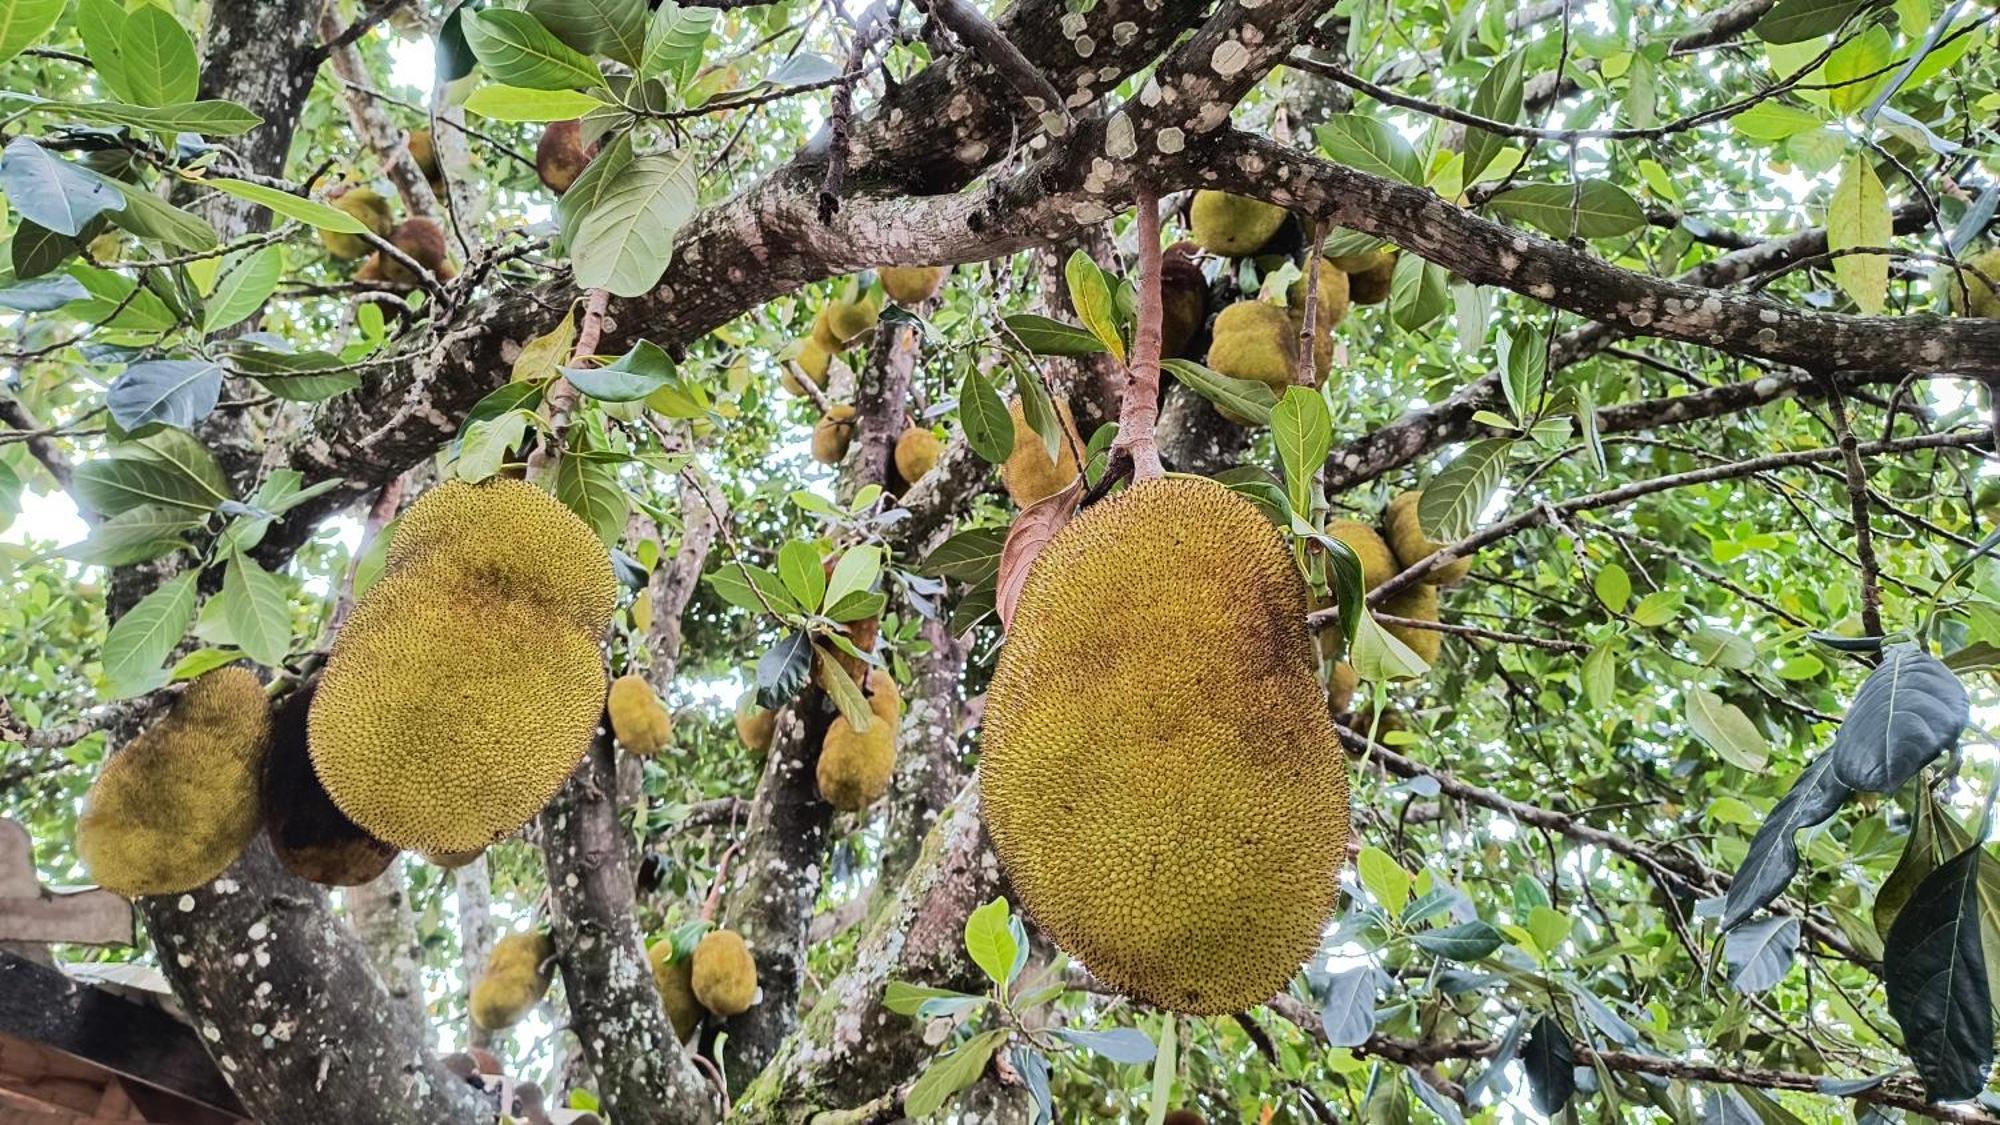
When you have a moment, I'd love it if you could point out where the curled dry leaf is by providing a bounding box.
[996,475,1084,631]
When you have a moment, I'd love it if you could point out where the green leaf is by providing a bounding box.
[1488,181,1647,240]
[1827,151,1891,314]
[554,451,626,547]
[963,897,1019,988]
[563,339,677,401]
[1687,687,1770,771]
[1722,754,1850,929]
[74,0,131,104]
[1412,919,1504,961]
[57,504,201,566]
[1593,563,1631,613]
[1352,608,1430,680]
[0,137,124,237]
[73,452,225,515]
[815,645,872,733]
[883,981,983,1017]
[641,2,716,86]
[1825,25,1892,114]
[904,1029,1009,1119]
[1416,439,1509,541]
[203,178,369,233]
[571,148,697,297]
[1629,589,1681,627]
[823,546,880,615]
[1145,1017,1177,1125]
[1270,386,1331,517]
[1064,249,1124,363]
[1883,847,1993,1101]
[1755,0,1870,44]
[776,539,826,613]
[1013,369,1062,464]
[1314,113,1421,185]
[1828,642,1968,794]
[0,0,63,67]
[958,367,1013,464]
[1729,101,1828,142]
[119,3,198,107]
[463,84,608,122]
[107,180,219,251]
[463,9,604,90]
[1877,796,1947,940]
[1526,904,1571,958]
[525,0,648,66]
[1582,644,1616,709]
[220,551,291,668]
[1463,48,1525,182]
[1000,313,1107,357]
[1357,846,1412,915]
[1161,357,1278,427]
[60,100,262,135]
[100,571,197,699]
[204,245,283,333]
[917,526,1008,582]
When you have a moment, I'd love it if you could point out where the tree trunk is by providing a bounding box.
[453,858,497,1052]
[342,860,425,1029]
[880,616,969,886]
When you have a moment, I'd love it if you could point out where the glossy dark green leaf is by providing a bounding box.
[1829,643,1968,794]
[0,137,124,236]
[1883,847,1993,1102]
[754,629,813,710]
[1521,1014,1575,1116]
[106,360,223,431]
[1722,753,1850,930]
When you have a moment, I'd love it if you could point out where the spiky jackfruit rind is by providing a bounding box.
[1189,191,1289,257]
[1326,520,1397,591]
[1381,584,1442,665]
[809,308,844,352]
[263,685,397,887]
[310,479,617,854]
[470,932,556,1031]
[981,477,1349,1015]
[894,427,943,484]
[879,265,948,305]
[1205,301,1298,390]
[1383,491,1473,585]
[785,339,832,397]
[648,940,702,1043]
[608,673,673,756]
[735,691,777,752]
[1001,397,1080,508]
[1332,249,1396,306]
[816,668,900,811]
[77,668,272,898]
[376,217,455,283]
[691,929,758,1016]
[1950,247,2000,319]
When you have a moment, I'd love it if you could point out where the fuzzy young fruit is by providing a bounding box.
[536,119,592,195]
[647,940,702,1042]
[1380,583,1443,665]
[816,668,901,812]
[406,128,444,192]
[1189,191,1288,257]
[1382,491,1473,585]
[812,404,859,465]
[470,931,556,1030]
[824,293,880,342]
[894,427,943,484]
[1326,519,1397,590]
[1205,301,1299,398]
[879,265,948,305]
[690,929,759,1016]
[608,673,673,756]
[374,217,456,283]
[1332,248,1397,306]
[784,340,832,396]
[320,187,394,260]
[1000,397,1080,508]
[1949,247,2000,319]
[735,691,777,753]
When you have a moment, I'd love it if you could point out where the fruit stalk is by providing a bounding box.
[1116,191,1167,482]
[528,288,612,480]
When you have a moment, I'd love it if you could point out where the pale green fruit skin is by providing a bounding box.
[1189,191,1288,256]
[1950,247,2000,318]
[320,188,394,260]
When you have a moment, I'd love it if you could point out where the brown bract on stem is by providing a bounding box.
[1113,190,1167,482]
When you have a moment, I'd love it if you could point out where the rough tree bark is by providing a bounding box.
[454,858,497,1052]
[880,617,970,886]
[341,860,424,1027]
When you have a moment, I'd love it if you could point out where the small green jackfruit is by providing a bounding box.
[1001,397,1080,508]
[785,339,833,396]
[1326,520,1397,591]
[735,691,776,753]
[812,404,858,465]
[809,307,844,352]
[816,668,900,811]
[1949,247,2000,318]
[981,477,1349,1014]
[1288,259,1350,380]
[310,478,618,854]
[880,265,948,305]
[1189,191,1288,257]
[647,940,702,1043]
[609,673,672,756]
[690,929,758,1016]
[1383,491,1473,585]
[470,931,556,1031]
[1205,301,1299,395]
[824,293,880,342]
[1380,584,1442,665]
[320,187,394,260]
[1332,248,1396,305]
[894,427,943,484]
[77,667,271,897]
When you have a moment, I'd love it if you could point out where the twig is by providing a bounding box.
[1111,190,1165,481]
[1294,216,1323,387]
[526,289,612,479]
[818,4,892,222]
[312,0,410,61]
[1816,371,1885,636]
[0,395,80,496]
[1322,611,1588,654]
[913,0,1068,121]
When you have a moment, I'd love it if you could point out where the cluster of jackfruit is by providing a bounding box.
[608,673,673,756]
[77,668,272,897]
[690,929,759,1016]
[1001,397,1081,508]
[308,478,618,856]
[321,153,456,284]
[470,931,556,1031]
[1949,246,2000,318]
[816,667,902,812]
[1322,490,1477,713]
[787,287,880,396]
[980,477,1349,1014]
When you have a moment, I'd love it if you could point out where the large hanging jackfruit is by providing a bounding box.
[309,478,618,854]
[980,477,1349,1014]
[77,667,271,897]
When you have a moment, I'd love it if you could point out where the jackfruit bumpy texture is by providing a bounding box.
[1381,583,1442,665]
[1326,519,1396,591]
[310,478,618,854]
[981,477,1349,1014]
[263,685,396,887]
[1189,191,1288,257]
[895,427,943,484]
[470,931,556,1030]
[816,667,901,811]
[608,673,673,756]
[1205,301,1298,390]
[735,690,777,752]
[879,265,948,305]
[648,940,702,1043]
[1383,491,1472,585]
[691,929,759,1015]
[78,668,271,897]
[1001,397,1081,508]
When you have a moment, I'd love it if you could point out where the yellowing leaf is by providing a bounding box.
[1827,151,1891,314]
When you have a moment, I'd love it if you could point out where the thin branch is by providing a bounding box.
[914,0,1068,120]
[526,289,612,479]
[1816,371,1885,636]
[1325,611,1588,654]
[1113,191,1165,481]
[312,0,409,60]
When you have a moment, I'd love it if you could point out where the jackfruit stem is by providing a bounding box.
[527,288,612,482]
[1114,191,1167,482]
[1294,216,1324,387]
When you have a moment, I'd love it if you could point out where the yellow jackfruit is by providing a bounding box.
[310,478,618,854]
[1000,397,1080,508]
[407,128,443,189]
[470,931,556,1030]
[1383,491,1473,585]
[1329,660,1359,716]
[1332,248,1397,306]
[647,940,702,1043]
[1949,247,2000,318]
[816,668,900,812]
[894,427,943,484]
[1189,191,1288,257]
[735,691,777,753]
[1380,584,1443,665]
[77,668,270,897]
[784,340,832,396]
[809,307,844,352]
[824,293,880,342]
[690,929,758,1016]
[320,187,394,260]
[608,673,672,756]
[812,404,858,465]
[981,477,1349,1014]
[1205,301,1299,409]
[426,848,485,869]
[880,265,948,305]
[1287,259,1349,380]
[1326,520,1397,591]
